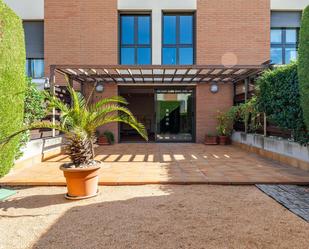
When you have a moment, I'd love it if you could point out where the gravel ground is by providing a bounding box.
[1,185,309,249]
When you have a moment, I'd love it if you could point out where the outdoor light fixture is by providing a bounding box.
[210,84,219,94]
[95,81,104,93]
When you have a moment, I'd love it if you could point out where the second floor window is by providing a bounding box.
[23,21,44,78]
[271,28,298,65]
[120,14,151,65]
[162,13,194,65]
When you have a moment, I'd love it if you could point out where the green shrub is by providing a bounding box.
[0,1,26,177]
[256,63,308,145]
[15,78,46,159]
[103,130,115,144]
[298,5,309,130]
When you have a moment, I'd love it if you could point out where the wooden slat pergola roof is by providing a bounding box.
[51,62,270,85]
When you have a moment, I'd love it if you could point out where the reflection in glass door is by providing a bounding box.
[155,89,194,142]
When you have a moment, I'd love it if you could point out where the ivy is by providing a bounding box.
[256,63,308,145]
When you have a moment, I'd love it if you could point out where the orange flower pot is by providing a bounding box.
[60,165,101,200]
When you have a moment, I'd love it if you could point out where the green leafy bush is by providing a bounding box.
[15,78,46,159]
[103,130,115,144]
[298,5,309,130]
[256,63,308,145]
[0,1,26,177]
[237,97,262,133]
[216,107,238,136]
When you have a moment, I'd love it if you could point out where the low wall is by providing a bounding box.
[14,136,65,168]
[232,132,309,171]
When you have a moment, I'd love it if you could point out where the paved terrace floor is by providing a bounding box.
[1,144,309,186]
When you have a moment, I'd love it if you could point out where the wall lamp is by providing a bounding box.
[95,81,104,93]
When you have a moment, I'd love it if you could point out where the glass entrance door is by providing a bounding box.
[155,89,194,142]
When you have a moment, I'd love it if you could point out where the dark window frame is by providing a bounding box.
[161,12,196,65]
[271,27,299,65]
[119,13,152,65]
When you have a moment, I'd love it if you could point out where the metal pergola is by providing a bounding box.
[50,62,270,86]
[49,62,270,137]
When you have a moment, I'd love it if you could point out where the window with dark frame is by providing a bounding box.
[120,14,151,65]
[162,13,195,65]
[271,28,298,65]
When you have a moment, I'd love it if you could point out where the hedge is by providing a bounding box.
[298,5,309,130]
[256,63,308,145]
[0,1,26,177]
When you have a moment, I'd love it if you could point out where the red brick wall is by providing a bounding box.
[196,0,270,65]
[45,0,119,142]
[83,83,119,143]
[196,83,234,143]
[45,0,118,73]
[195,0,269,142]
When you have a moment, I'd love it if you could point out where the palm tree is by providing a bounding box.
[2,83,148,167]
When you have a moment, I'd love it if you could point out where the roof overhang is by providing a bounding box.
[52,62,270,85]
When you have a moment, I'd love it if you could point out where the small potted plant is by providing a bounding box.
[1,81,148,200]
[97,130,114,145]
[216,111,233,145]
[204,133,218,145]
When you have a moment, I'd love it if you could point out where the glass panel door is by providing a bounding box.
[155,89,194,142]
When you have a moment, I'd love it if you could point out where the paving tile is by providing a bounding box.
[1,144,309,186]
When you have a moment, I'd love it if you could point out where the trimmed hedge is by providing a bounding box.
[298,5,309,130]
[256,63,308,145]
[0,1,26,177]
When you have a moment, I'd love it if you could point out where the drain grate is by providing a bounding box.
[256,184,309,222]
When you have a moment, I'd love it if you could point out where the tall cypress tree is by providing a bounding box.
[298,5,309,130]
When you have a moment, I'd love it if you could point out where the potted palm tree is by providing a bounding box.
[1,83,147,199]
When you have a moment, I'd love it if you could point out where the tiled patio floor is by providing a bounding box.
[1,144,309,186]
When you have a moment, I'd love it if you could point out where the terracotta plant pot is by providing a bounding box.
[218,136,231,145]
[97,135,110,145]
[204,135,218,145]
[60,165,101,200]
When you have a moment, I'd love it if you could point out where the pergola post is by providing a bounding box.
[50,65,56,137]
[244,77,249,102]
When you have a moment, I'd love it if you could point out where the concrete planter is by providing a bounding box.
[232,132,309,170]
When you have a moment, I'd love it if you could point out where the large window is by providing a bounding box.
[162,13,194,65]
[271,28,298,65]
[120,14,151,65]
[23,21,44,78]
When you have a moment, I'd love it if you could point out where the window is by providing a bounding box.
[162,13,194,65]
[120,14,151,65]
[23,21,44,78]
[26,59,44,78]
[271,28,298,65]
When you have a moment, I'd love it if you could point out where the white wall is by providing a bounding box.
[271,0,309,10]
[118,0,197,65]
[3,0,44,19]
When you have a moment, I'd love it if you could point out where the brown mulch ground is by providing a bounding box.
[1,185,309,249]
